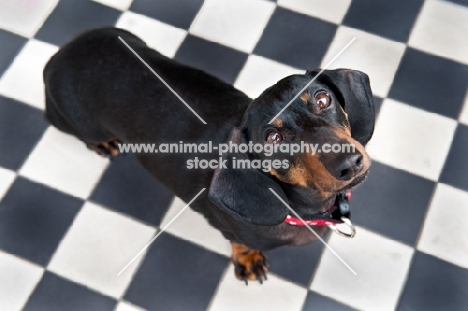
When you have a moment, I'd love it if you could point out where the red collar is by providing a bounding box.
[284,190,352,227]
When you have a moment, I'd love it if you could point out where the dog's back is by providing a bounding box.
[44,28,156,143]
[43,27,251,202]
[44,27,249,145]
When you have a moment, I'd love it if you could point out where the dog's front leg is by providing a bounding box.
[230,242,268,285]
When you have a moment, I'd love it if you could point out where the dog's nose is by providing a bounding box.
[335,154,364,181]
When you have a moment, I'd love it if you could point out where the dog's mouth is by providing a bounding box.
[290,170,368,220]
[284,188,355,238]
[336,170,368,193]
[287,196,337,221]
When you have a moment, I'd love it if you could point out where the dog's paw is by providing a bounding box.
[231,244,268,285]
[86,140,121,158]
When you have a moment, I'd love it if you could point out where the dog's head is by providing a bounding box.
[209,69,375,226]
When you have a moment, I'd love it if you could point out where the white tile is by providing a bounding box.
[116,12,187,58]
[310,227,414,311]
[189,0,276,53]
[459,90,468,126]
[278,0,351,24]
[0,39,58,110]
[0,167,16,201]
[161,197,231,257]
[114,301,146,311]
[209,266,307,311]
[234,55,303,98]
[0,0,57,37]
[321,26,406,98]
[409,0,468,65]
[367,99,457,181]
[19,127,109,199]
[92,0,133,11]
[418,183,468,269]
[48,202,157,299]
[0,251,44,311]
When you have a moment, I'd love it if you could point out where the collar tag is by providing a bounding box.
[332,190,351,221]
[327,217,356,238]
[328,190,355,238]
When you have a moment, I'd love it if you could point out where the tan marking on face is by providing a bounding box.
[272,118,283,127]
[269,127,370,195]
[300,92,310,104]
[269,153,339,197]
[337,105,351,136]
[332,128,371,173]
[338,103,348,117]
[342,126,351,137]
[269,165,309,187]
[285,165,309,188]
[269,166,308,188]
[269,167,309,188]
[300,152,342,194]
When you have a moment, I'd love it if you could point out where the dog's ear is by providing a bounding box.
[208,128,289,226]
[320,69,375,146]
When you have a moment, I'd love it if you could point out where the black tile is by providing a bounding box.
[267,238,326,286]
[442,0,468,8]
[0,29,27,75]
[373,95,383,116]
[35,0,121,46]
[389,48,468,118]
[302,291,357,311]
[0,177,83,265]
[352,161,435,245]
[174,35,248,84]
[23,272,116,311]
[254,7,337,69]
[124,233,228,311]
[397,252,468,311]
[440,124,468,192]
[343,0,424,42]
[90,155,173,226]
[0,95,49,170]
[130,0,204,29]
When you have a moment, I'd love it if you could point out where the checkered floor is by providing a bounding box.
[1,0,468,310]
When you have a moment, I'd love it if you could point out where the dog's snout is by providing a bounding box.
[335,153,364,181]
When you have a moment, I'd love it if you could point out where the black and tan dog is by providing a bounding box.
[44,28,375,283]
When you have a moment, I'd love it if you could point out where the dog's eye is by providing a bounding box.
[266,131,283,144]
[314,92,331,110]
